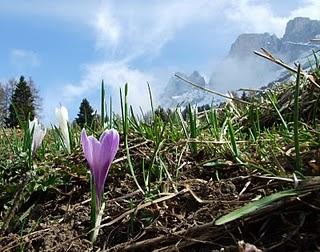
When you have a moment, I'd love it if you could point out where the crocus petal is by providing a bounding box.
[55,106,70,153]
[96,129,119,201]
[29,117,46,154]
[29,118,37,133]
[33,127,46,152]
[81,128,120,210]
[81,129,104,205]
[87,135,102,173]
[55,106,69,126]
[100,129,119,174]
[81,129,94,168]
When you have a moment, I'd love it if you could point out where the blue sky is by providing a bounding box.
[0,0,319,124]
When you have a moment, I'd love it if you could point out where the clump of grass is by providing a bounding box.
[1,49,320,249]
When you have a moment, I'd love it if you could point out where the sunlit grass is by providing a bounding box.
[1,56,320,249]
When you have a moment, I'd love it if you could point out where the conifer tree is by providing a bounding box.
[75,98,95,128]
[7,76,36,127]
[27,77,42,114]
[1,79,16,122]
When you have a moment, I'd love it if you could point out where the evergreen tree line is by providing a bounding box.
[75,98,96,128]
[0,76,41,127]
[0,75,251,129]
[0,75,97,128]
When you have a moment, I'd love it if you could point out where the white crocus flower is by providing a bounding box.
[55,105,70,153]
[29,117,46,154]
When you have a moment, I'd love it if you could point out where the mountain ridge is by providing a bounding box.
[159,17,320,108]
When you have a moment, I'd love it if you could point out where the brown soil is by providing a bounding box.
[1,161,320,252]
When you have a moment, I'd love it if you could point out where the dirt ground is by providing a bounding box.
[1,158,320,252]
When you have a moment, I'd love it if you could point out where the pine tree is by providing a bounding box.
[2,79,16,122]
[7,76,36,127]
[75,98,95,127]
[241,91,249,101]
[27,77,42,114]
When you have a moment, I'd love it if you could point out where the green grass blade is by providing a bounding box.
[227,118,239,158]
[129,105,142,134]
[101,80,105,129]
[177,109,188,138]
[187,104,197,155]
[147,82,154,116]
[214,189,297,225]
[293,64,302,171]
[109,96,113,129]
[120,83,144,194]
[266,91,288,131]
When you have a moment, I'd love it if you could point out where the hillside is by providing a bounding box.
[1,56,320,250]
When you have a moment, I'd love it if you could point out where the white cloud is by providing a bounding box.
[34,0,320,116]
[289,0,320,20]
[3,0,320,124]
[10,49,41,68]
[93,5,120,50]
[91,1,227,59]
[64,61,156,111]
[225,0,320,37]
[225,0,287,37]
[89,0,319,64]
[62,1,228,110]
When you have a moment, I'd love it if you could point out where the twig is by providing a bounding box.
[174,74,253,105]
[310,38,320,43]
[253,175,302,183]
[99,188,189,228]
[113,140,152,164]
[0,178,29,234]
[254,48,320,89]
[106,177,320,251]
[106,221,223,251]
[79,189,142,206]
[2,228,51,252]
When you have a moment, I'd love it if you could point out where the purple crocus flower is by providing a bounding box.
[81,128,119,209]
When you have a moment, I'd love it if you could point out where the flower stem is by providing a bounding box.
[90,173,97,242]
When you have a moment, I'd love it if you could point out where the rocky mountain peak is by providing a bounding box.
[163,71,206,96]
[229,33,281,58]
[189,71,206,87]
[225,17,320,63]
[159,71,210,107]
[282,17,320,43]
[160,17,320,108]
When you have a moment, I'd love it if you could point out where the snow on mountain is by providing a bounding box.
[159,17,320,108]
[159,71,214,108]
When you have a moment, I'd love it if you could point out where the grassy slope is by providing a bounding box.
[1,67,320,251]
